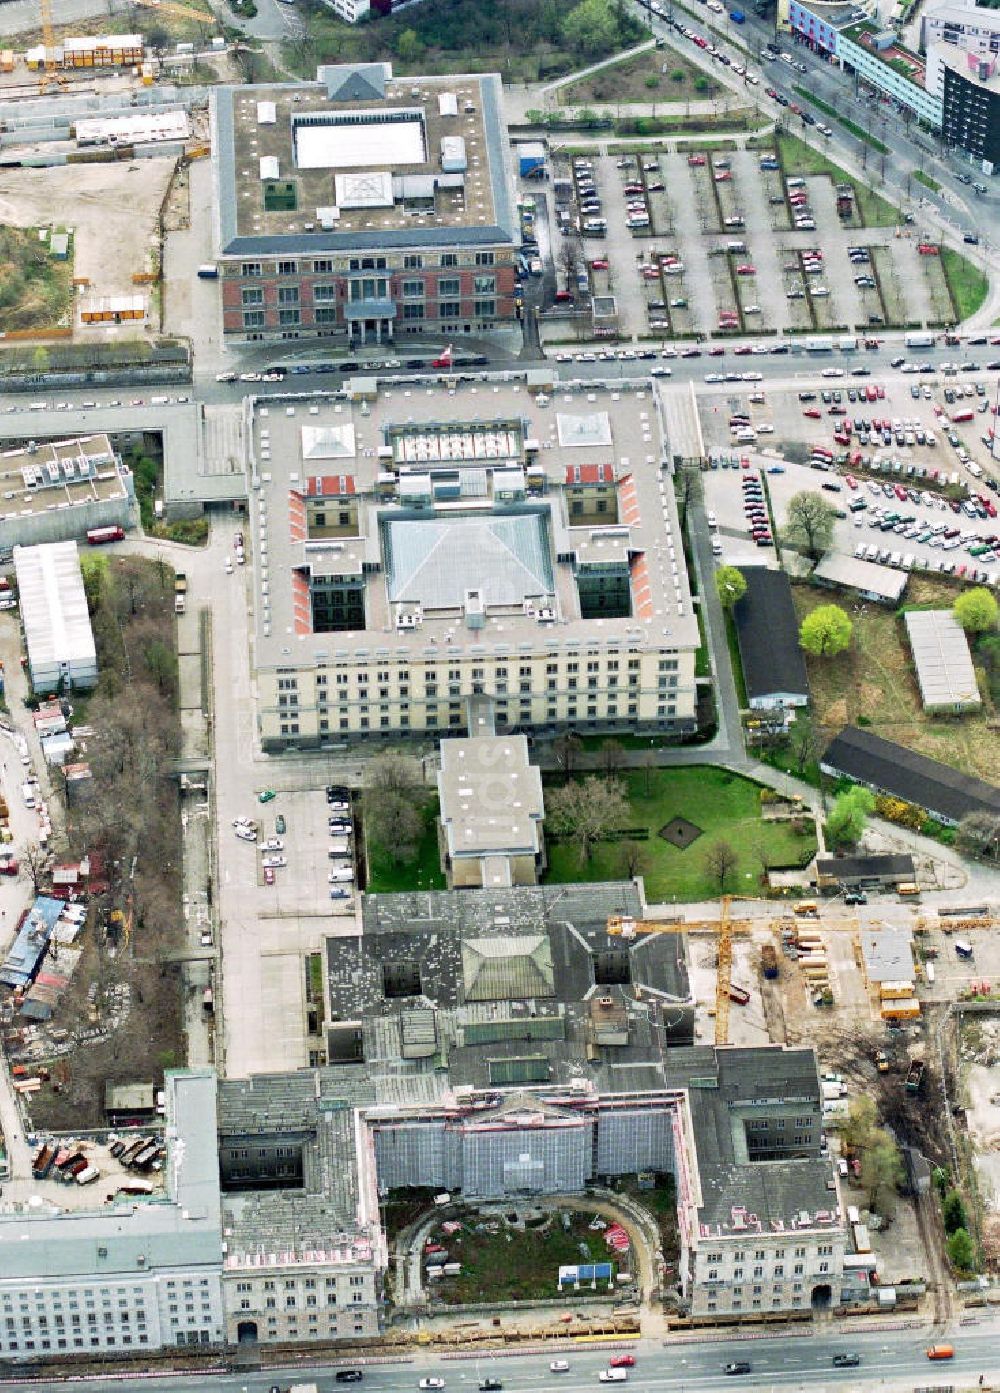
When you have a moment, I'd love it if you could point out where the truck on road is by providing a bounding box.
[174,572,187,614]
[905,332,936,349]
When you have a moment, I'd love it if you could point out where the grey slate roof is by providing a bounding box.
[822,724,1000,824]
[733,567,810,703]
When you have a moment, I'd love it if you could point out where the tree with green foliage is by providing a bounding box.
[799,604,853,658]
[394,27,424,63]
[782,489,839,560]
[954,585,999,634]
[715,565,746,610]
[861,1131,904,1219]
[947,1226,975,1271]
[943,1189,968,1235]
[562,0,619,58]
[841,1096,877,1155]
[827,785,875,847]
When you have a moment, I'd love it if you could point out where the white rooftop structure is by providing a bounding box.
[13,542,97,695]
[293,110,426,170]
[904,608,981,711]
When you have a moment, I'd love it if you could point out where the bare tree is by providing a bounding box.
[704,839,738,892]
[362,751,426,865]
[639,749,657,798]
[619,839,647,880]
[552,730,582,783]
[674,461,702,524]
[545,776,630,866]
[600,737,625,778]
[19,842,50,898]
[788,718,818,776]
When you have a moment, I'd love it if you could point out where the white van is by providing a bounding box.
[328,838,352,858]
[21,783,35,809]
[599,1373,628,1384]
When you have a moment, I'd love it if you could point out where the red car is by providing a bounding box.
[845,474,858,489]
[709,346,725,356]
[264,866,275,886]
[875,384,885,399]
[590,258,609,270]
[802,408,821,419]
[688,154,706,166]
[736,264,756,276]
[609,1358,636,1369]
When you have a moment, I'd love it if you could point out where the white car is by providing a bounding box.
[224,556,233,574]
[235,828,257,843]
[419,1381,445,1389]
[262,855,287,869]
[550,1364,570,1374]
[259,838,284,853]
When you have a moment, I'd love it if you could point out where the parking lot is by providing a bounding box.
[542,125,966,348]
[232,785,356,920]
[698,367,1000,583]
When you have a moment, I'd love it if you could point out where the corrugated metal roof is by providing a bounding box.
[13,541,96,676]
[463,1016,565,1045]
[488,1055,551,1084]
[905,608,980,708]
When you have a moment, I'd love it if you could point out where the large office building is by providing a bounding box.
[248,379,699,750]
[0,1070,224,1362]
[210,64,518,345]
[0,885,854,1363]
[935,44,1000,167]
[249,880,847,1325]
[923,0,1000,66]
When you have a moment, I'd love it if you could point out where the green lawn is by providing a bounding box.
[941,246,989,321]
[913,169,941,194]
[544,766,816,901]
[365,797,447,894]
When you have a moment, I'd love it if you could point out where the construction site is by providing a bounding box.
[0,0,217,339]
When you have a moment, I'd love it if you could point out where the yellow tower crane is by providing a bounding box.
[38,0,66,92]
[608,896,753,1047]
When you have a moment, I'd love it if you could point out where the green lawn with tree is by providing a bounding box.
[544,766,816,901]
[941,247,989,321]
[286,0,646,82]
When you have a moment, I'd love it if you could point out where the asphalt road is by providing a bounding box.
[0,338,994,412]
[6,1327,1000,1393]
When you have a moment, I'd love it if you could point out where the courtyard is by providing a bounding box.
[544,766,817,901]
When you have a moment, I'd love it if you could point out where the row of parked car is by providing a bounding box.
[326,785,355,899]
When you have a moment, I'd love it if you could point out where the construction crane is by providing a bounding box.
[37,0,65,92]
[608,904,863,1047]
[609,898,753,1047]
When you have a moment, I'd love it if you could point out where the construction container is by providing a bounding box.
[879,980,916,1000]
[881,998,920,1020]
[79,294,145,323]
[761,943,779,980]
[0,51,14,72]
